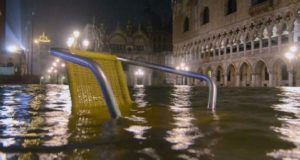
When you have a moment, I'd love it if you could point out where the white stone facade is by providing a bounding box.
[170,0,300,87]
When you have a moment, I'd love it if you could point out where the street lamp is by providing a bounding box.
[82,39,90,49]
[134,69,145,76]
[67,37,75,48]
[134,69,145,86]
[285,45,299,86]
[73,30,80,38]
[40,76,44,85]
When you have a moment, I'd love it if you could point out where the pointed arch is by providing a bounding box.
[226,64,237,87]
[254,60,269,87]
[216,65,225,86]
[272,58,289,86]
[239,62,252,87]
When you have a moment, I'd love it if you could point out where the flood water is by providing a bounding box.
[0,85,300,160]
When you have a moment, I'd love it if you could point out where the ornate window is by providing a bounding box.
[183,17,189,32]
[226,0,237,15]
[202,7,209,24]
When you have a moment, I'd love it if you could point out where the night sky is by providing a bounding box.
[19,0,172,47]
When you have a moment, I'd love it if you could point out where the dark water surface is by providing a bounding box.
[0,85,300,160]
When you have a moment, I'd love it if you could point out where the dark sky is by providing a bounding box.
[20,0,172,47]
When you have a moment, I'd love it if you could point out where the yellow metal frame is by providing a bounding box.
[67,49,132,121]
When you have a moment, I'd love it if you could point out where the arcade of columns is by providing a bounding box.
[171,8,300,87]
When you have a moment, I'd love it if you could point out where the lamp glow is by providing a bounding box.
[6,45,18,53]
[135,69,145,76]
[285,52,295,60]
[67,37,75,47]
[82,39,90,47]
[73,31,80,38]
[290,46,298,53]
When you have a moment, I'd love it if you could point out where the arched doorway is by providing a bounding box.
[273,59,289,86]
[239,62,252,87]
[227,64,236,87]
[216,66,225,86]
[255,60,269,87]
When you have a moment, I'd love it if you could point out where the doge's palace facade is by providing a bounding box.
[169,0,300,87]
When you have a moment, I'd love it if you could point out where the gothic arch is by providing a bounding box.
[239,62,252,87]
[226,64,237,87]
[271,58,289,86]
[216,65,225,86]
[254,60,269,87]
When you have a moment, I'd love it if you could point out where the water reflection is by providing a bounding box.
[125,85,151,140]
[269,87,300,159]
[0,85,71,159]
[165,86,202,152]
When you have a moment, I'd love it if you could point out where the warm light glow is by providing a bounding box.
[290,46,298,53]
[73,30,80,38]
[6,45,19,53]
[56,59,60,63]
[135,69,145,76]
[285,52,295,61]
[82,39,90,47]
[52,62,57,67]
[67,37,75,47]
[34,39,39,44]
[61,63,66,67]
[41,76,44,80]
[176,63,190,71]
[54,69,57,73]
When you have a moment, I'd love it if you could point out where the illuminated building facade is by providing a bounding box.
[170,0,300,87]
[82,21,172,86]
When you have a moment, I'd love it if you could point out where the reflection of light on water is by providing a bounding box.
[165,86,203,151]
[43,85,71,146]
[138,148,161,160]
[126,85,151,140]
[133,85,148,108]
[125,125,152,140]
[268,87,300,159]
[0,85,72,150]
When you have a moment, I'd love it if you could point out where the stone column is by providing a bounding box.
[224,74,228,87]
[269,72,274,87]
[236,75,240,87]
[251,73,256,87]
[288,70,294,86]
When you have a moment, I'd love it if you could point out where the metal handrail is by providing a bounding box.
[117,57,217,110]
[50,48,217,119]
[50,48,121,119]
